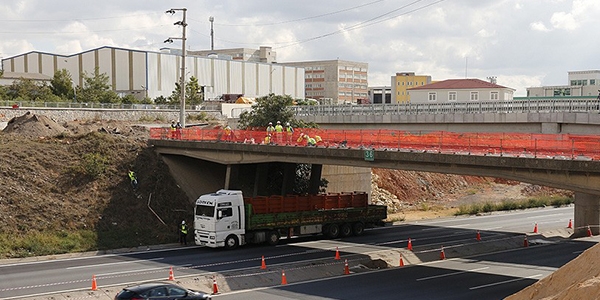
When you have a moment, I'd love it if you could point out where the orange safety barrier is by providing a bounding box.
[148,128,600,160]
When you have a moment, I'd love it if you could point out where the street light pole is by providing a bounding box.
[209,16,214,51]
[165,8,188,127]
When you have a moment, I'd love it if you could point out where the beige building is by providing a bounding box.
[408,78,515,104]
[526,70,600,98]
[391,72,432,104]
[280,59,368,104]
[187,46,277,63]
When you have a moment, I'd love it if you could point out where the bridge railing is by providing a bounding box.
[149,127,600,161]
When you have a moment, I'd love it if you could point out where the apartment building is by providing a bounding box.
[391,72,432,104]
[280,59,368,104]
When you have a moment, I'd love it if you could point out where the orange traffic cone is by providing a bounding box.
[523,236,529,247]
[399,253,404,267]
[344,259,350,275]
[91,275,98,291]
[567,219,573,229]
[335,247,340,260]
[533,223,538,233]
[261,255,267,270]
[476,231,481,241]
[212,277,219,294]
[440,246,446,260]
[168,266,175,281]
[587,226,593,237]
[407,238,413,251]
[281,270,288,285]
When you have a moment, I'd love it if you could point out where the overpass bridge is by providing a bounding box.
[149,128,600,237]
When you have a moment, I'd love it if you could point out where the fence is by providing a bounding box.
[149,127,600,161]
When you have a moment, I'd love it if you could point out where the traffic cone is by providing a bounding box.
[399,253,404,267]
[168,266,175,281]
[523,236,529,247]
[407,238,413,251]
[261,255,267,270]
[212,277,219,294]
[533,223,538,233]
[344,259,350,275]
[440,246,446,260]
[587,226,593,237]
[476,231,481,241]
[335,247,340,260]
[567,219,573,229]
[281,270,288,285]
[91,275,98,291]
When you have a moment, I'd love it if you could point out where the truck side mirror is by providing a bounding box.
[217,210,223,219]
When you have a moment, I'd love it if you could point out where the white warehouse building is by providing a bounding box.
[0,46,305,101]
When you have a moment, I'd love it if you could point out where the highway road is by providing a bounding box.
[0,206,596,299]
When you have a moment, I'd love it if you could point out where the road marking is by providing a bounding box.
[66,257,164,269]
[469,274,542,290]
[416,267,490,281]
[526,213,563,219]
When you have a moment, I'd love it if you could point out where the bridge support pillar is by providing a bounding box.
[281,163,296,195]
[574,192,600,236]
[224,164,239,190]
[308,164,323,195]
[253,164,269,197]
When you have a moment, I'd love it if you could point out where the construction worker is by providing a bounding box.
[274,121,283,144]
[285,122,294,144]
[223,125,233,141]
[128,170,138,190]
[266,122,275,135]
[175,121,182,139]
[179,220,188,245]
[264,134,272,145]
[170,120,177,139]
[303,134,317,146]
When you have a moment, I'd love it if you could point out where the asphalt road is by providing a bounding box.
[1,206,596,299]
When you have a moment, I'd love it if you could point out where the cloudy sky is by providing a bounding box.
[1,0,598,96]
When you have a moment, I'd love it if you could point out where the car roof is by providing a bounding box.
[124,282,177,292]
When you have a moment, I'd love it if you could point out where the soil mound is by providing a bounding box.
[3,111,67,138]
[506,243,600,300]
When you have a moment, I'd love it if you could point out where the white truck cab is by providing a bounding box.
[194,190,245,248]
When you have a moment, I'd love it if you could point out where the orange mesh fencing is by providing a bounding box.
[148,127,600,160]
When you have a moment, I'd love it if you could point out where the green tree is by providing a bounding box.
[77,67,119,103]
[6,78,59,102]
[238,93,318,129]
[50,69,75,100]
[168,76,203,106]
[120,94,140,104]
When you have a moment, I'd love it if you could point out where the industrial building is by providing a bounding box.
[526,70,600,98]
[0,46,305,101]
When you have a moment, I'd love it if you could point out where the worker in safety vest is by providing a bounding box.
[175,121,182,139]
[223,125,233,141]
[179,220,188,246]
[170,120,177,139]
[274,121,283,144]
[285,122,294,144]
[264,134,272,145]
[128,170,138,190]
[266,122,275,135]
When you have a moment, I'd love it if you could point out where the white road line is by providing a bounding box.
[66,257,164,269]
[469,274,542,290]
[526,213,563,219]
[416,267,490,281]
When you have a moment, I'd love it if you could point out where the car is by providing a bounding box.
[114,282,211,300]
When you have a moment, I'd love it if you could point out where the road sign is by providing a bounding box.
[364,149,374,161]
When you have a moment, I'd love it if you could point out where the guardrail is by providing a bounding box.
[0,100,222,111]
[150,127,600,161]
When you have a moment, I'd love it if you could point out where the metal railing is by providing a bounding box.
[0,100,222,111]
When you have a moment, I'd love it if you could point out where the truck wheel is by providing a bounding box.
[340,223,352,237]
[325,224,340,239]
[224,235,239,249]
[352,222,365,236]
[267,231,280,246]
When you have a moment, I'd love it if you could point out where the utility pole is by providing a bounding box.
[165,8,188,127]
[209,16,214,51]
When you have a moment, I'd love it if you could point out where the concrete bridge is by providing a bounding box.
[149,137,600,237]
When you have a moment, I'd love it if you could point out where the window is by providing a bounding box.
[217,207,233,219]
[168,287,186,297]
[591,79,596,85]
[448,91,457,101]
[196,205,215,217]
[428,92,437,101]
[470,91,479,101]
[570,80,577,86]
[490,91,499,100]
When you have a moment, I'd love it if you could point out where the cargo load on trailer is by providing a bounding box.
[194,190,387,249]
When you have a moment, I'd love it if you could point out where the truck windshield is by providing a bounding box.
[195,205,215,217]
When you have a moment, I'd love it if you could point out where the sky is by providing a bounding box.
[1,0,598,96]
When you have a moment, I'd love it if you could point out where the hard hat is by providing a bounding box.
[277,121,281,124]
[268,122,272,125]
[181,220,185,225]
[286,122,290,126]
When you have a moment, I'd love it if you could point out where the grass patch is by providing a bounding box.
[454,195,574,216]
[0,230,98,259]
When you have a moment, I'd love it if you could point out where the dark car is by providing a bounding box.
[114,282,211,300]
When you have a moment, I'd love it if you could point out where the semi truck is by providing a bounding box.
[194,190,387,249]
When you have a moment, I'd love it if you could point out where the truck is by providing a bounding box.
[194,190,388,249]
